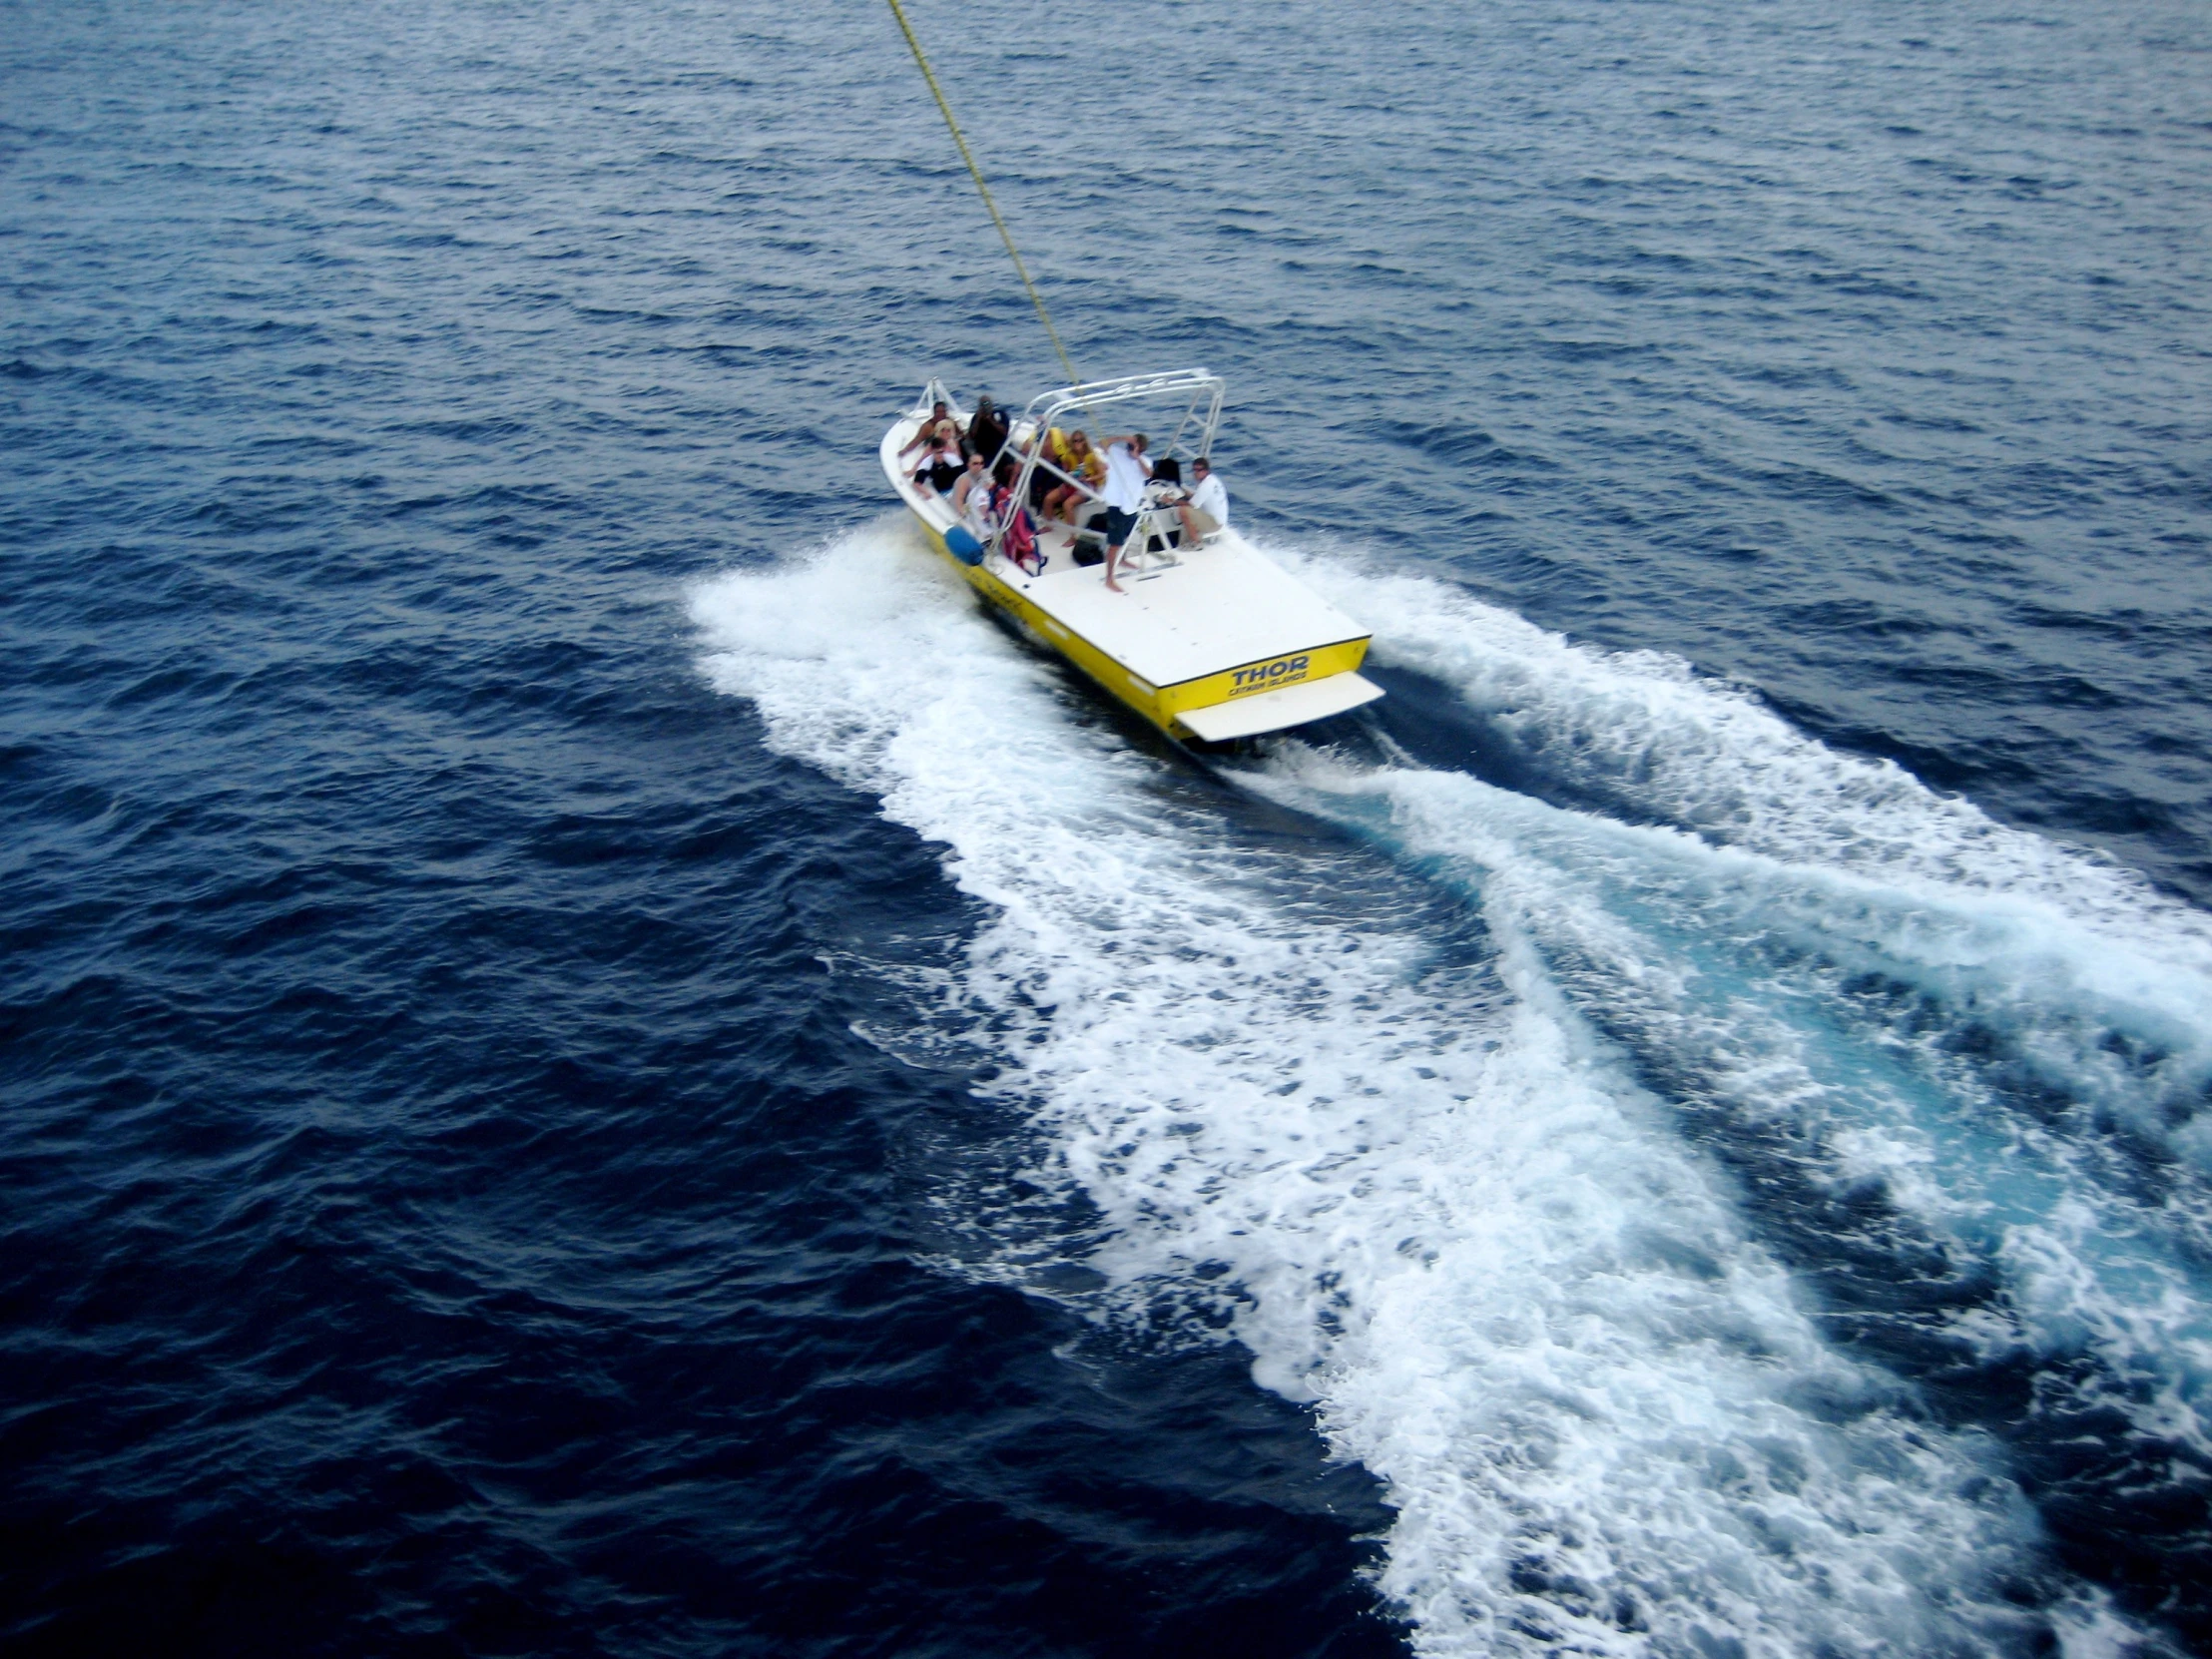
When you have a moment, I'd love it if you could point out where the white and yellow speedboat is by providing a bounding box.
[882,369,1383,743]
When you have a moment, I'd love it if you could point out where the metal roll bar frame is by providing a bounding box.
[970,370,1224,568]
[904,369,1225,571]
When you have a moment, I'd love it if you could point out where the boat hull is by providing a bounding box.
[884,391,1381,742]
[899,503,1376,740]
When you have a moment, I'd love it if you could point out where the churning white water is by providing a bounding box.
[693,521,2189,1656]
[1268,552,2212,1471]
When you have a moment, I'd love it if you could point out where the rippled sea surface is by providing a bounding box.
[6,2,2211,1654]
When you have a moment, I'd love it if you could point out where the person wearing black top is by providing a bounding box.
[965,396,1008,471]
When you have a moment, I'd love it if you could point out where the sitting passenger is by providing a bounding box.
[1023,425,1087,510]
[898,401,955,462]
[902,420,958,481]
[910,417,964,490]
[1041,430,1107,525]
[950,453,993,519]
[1171,455,1229,547]
[993,481,1042,576]
[961,478,999,549]
[912,424,963,493]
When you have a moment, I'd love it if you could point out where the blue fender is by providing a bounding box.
[944,525,984,565]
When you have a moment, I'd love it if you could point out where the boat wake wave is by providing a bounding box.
[692,520,2202,1656]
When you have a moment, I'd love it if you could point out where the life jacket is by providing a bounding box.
[997,488,1040,574]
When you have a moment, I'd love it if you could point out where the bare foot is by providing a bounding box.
[1104,577,1125,594]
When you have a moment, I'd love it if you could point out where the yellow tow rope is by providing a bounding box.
[881,0,1082,387]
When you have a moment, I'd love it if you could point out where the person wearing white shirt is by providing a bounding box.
[950,453,992,518]
[1093,432,1152,593]
[1172,455,1229,548]
[957,460,999,545]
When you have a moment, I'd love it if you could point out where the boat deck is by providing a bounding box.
[885,415,1368,693]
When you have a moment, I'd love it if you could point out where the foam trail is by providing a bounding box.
[1304,556,2212,946]
[1256,749,2212,1461]
[1293,551,2212,1137]
[692,522,2146,1656]
[1249,552,2212,1461]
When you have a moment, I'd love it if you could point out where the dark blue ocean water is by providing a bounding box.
[6,2,2211,1654]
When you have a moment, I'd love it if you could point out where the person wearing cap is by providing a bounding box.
[1171,455,1229,548]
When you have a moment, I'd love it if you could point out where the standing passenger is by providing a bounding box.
[965,397,1008,470]
[1094,432,1152,594]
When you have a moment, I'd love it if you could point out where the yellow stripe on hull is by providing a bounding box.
[908,509,1372,739]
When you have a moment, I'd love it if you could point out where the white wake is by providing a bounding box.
[692,521,2186,1656]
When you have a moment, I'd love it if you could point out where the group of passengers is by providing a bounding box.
[899,397,1229,593]
[900,397,1040,571]
[900,396,1008,494]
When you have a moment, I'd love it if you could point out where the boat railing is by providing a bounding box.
[984,368,1225,566]
[909,376,960,417]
